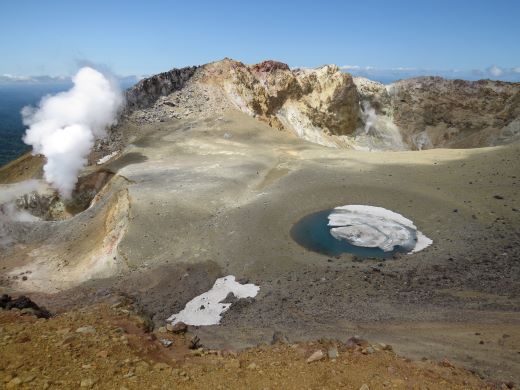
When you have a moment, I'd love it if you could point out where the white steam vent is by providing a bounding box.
[22,67,123,198]
[349,101,406,151]
[328,205,432,253]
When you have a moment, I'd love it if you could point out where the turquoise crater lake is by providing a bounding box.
[290,209,415,259]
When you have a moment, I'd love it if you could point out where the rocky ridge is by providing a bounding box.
[122,58,520,150]
[125,66,198,110]
[123,59,361,148]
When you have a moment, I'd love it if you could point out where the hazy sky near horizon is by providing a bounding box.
[1,0,519,78]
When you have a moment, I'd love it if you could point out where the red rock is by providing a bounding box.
[252,60,290,73]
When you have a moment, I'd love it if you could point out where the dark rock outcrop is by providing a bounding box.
[251,60,290,73]
[0,294,51,318]
[125,66,199,109]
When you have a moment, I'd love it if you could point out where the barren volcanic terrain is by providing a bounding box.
[1,59,519,387]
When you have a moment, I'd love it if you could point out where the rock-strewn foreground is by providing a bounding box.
[1,59,520,386]
[0,301,493,389]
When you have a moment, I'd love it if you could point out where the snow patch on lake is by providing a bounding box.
[411,231,433,253]
[328,205,432,253]
[167,275,260,326]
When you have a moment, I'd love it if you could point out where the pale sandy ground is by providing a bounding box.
[1,109,519,383]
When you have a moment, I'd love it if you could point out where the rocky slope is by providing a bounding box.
[0,301,493,389]
[122,58,520,150]
[356,76,520,149]
[125,66,198,110]
[124,59,361,148]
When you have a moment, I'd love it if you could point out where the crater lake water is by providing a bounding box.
[290,209,411,259]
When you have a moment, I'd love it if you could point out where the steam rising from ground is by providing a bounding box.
[22,67,123,198]
[349,102,406,151]
[0,180,51,246]
[0,180,44,204]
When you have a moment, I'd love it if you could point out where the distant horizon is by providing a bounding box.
[1,59,519,85]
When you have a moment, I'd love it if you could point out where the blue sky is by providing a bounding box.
[0,0,519,81]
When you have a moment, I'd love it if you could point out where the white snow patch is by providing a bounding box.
[167,275,260,326]
[411,231,433,253]
[97,151,119,165]
[328,205,432,253]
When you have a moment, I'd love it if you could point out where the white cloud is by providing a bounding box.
[0,72,142,85]
[340,65,362,70]
[1,74,34,82]
[337,64,520,83]
[487,65,504,77]
[341,65,417,72]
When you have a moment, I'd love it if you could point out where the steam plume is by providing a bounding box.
[22,67,123,198]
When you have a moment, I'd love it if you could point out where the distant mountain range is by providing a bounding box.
[0,74,144,87]
[3,64,520,86]
[338,65,520,84]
